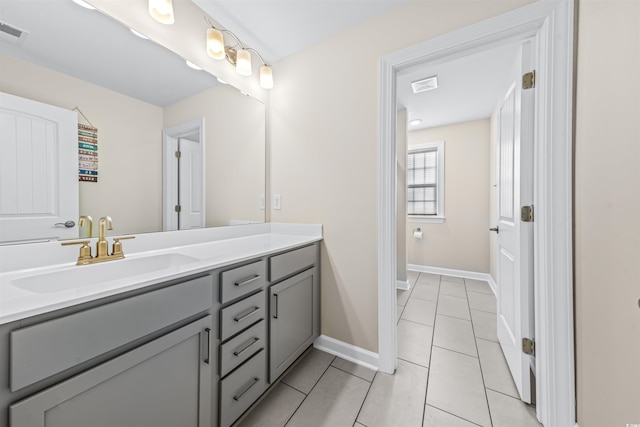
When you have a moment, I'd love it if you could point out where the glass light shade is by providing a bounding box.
[259,65,274,89]
[149,0,174,25]
[206,28,225,60]
[236,49,252,76]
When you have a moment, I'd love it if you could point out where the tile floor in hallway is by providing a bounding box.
[237,272,541,427]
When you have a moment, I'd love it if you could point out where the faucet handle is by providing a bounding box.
[111,236,135,257]
[61,240,93,265]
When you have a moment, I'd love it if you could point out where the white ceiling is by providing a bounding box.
[0,0,216,107]
[0,0,521,126]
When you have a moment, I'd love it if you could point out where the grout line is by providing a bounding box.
[485,386,521,401]
[330,364,375,383]
[425,404,485,427]
[352,369,376,426]
[435,311,472,322]
[464,278,495,427]
[398,317,435,327]
[283,354,336,426]
[431,344,478,359]
[421,273,441,426]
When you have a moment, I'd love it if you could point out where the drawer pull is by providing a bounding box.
[235,275,261,287]
[204,327,211,364]
[233,337,260,357]
[233,377,260,401]
[234,306,260,323]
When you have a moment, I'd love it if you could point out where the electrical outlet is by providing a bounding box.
[259,195,265,210]
[273,195,281,210]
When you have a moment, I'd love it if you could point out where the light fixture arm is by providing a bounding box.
[204,16,273,89]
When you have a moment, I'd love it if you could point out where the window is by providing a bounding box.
[407,141,444,221]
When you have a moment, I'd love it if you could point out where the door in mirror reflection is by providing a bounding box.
[0,92,79,243]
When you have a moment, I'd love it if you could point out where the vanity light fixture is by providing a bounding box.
[71,0,95,10]
[410,119,422,126]
[149,0,175,25]
[205,18,274,89]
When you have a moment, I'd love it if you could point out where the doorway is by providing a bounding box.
[162,118,205,231]
[378,2,575,426]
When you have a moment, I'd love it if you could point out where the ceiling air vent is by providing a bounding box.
[411,75,438,94]
[0,21,29,46]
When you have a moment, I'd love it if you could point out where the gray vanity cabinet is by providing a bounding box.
[269,268,318,381]
[10,314,213,427]
[268,244,320,382]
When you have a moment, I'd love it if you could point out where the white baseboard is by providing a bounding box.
[313,335,379,372]
[396,280,410,290]
[408,264,497,296]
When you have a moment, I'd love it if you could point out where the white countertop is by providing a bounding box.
[0,223,322,325]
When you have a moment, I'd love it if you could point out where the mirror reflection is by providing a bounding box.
[0,0,266,239]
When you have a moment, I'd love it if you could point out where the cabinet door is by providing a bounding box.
[10,315,213,427]
[269,269,317,381]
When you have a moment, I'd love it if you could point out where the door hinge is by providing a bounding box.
[522,338,535,356]
[522,70,536,89]
[175,150,181,158]
[175,205,181,213]
[521,205,534,222]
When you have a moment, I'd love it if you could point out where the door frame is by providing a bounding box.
[162,118,205,231]
[378,1,575,426]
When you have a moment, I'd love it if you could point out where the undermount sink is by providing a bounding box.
[11,253,200,294]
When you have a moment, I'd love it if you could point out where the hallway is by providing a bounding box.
[237,272,541,426]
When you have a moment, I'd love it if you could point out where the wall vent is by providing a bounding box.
[0,21,29,46]
[411,75,438,94]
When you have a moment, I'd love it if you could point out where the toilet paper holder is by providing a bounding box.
[413,227,423,239]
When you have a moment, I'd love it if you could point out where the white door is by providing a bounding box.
[177,138,203,229]
[0,92,78,243]
[496,41,535,403]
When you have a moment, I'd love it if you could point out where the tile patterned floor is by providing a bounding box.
[237,272,541,427]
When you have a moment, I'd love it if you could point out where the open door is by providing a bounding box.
[162,118,205,231]
[0,92,78,243]
[496,40,535,403]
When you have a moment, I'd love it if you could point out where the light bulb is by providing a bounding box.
[260,65,274,89]
[149,0,174,25]
[207,28,225,60]
[236,49,252,76]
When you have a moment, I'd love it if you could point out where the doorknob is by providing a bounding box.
[55,220,76,228]
[489,226,499,234]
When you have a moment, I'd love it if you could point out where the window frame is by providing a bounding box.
[407,141,445,223]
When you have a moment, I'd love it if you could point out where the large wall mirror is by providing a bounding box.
[0,0,266,240]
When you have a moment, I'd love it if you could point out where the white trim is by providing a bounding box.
[407,216,445,224]
[396,280,410,291]
[408,264,497,296]
[379,1,575,426]
[313,335,379,372]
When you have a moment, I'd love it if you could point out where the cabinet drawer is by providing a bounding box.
[269,244,317,282]
[220,290,265,341]
[220,259,267,304]
[219,350,267,427]
[220,320,266,377]
[10,275,213,392]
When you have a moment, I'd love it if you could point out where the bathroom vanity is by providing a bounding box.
[0,224,321,427]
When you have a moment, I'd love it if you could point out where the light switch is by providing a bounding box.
[259,195,265,210]
[273,195,281,210]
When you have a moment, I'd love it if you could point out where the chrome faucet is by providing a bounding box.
[96,216,113,258]
[79,215,93,238]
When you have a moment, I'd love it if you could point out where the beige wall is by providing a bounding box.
[269,0,533,352]
[0,53,164,235]
[396,109,408,284]
[574,0,640,425]
[163,85,266,226]
[406,119,490,273]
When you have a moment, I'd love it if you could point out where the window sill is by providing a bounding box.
[407,216,445,224]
